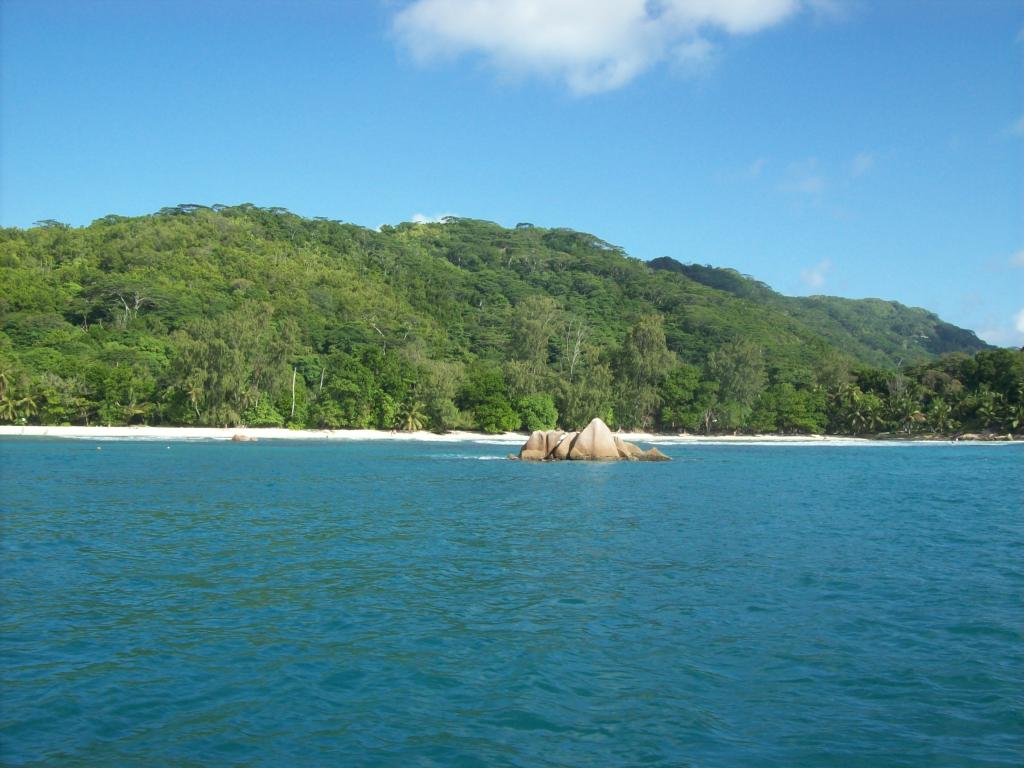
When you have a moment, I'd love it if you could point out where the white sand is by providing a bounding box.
[0,425,986,446]
[0,425,525,443]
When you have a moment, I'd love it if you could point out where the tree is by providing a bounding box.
[558,316,588,381]
[242,399,285,427]
[706,340,766,430]
[557,359,614,430]
[615,314,675,430]
[831,385,885,435]
[752,383,825,434]
[509,296,559,373]
[0,392,17,422]
[395,398,427,431]
[474,398,520,434]
[0,364,12,399]
[460,363,519,433]
[815,351,853,391]
[972,387,1003,431]
[170,301,299,426]
[926,397,956,433]
[116,390,150,424]
[517,393,558,431]
[886,372,924,433]
[658,364,701,431]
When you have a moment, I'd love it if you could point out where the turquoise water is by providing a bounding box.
[1,439,1022,767]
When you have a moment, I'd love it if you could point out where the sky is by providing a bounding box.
[2,0,1022,346]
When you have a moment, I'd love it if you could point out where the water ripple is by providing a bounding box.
[1,439,1022,766]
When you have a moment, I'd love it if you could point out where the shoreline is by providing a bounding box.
[0,425,1015,445]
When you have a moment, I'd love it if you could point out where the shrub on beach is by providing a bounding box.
[517,393,558,432]
[242,401,285,427]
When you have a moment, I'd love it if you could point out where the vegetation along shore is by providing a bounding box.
[1,204,1021,438]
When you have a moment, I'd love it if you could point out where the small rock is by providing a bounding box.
[637,447,671,462]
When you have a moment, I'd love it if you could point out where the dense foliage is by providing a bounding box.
[1,205,1019,435]
[649,259,990,367]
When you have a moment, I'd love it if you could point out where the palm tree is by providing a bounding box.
[110,385,149,425]
[927,398,954,433]
[1008,401,1024,433]
[0,393,17,423]
[396,399,427,432]
[16,393,38,422]
[185,380,203,420]
[975,389,1002,431]
[118,399,150,424]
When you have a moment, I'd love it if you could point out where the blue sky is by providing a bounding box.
[2,0,1022,345]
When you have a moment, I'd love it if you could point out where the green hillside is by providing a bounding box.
[0,205,1020,435]
[648,259,990,367]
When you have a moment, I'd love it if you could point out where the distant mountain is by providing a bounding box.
[648,258,990,368]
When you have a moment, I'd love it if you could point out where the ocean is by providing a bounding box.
[1,438,1021,766]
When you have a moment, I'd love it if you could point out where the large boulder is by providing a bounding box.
[568,418,620,460]
[552,431,578,460]
[613,435,645,460]
[509,420,672,462]
[519,430,548,461]
[544,430,566,457]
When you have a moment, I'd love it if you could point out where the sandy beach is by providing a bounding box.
[0,425,1000,445]
[0,425,524,443]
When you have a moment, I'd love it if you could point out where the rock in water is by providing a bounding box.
[568,418,620,460]
[552,432,578,460]
[637,447,671,461]
[511,419,672,462]
[544,430,565,457]
[519,430,548,461]
[613,435,645,460]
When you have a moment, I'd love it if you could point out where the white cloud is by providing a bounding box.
[714,156,769,185]
[411,212,456,224]
[806,0,850,20]
[800,258,831,289]
[1009,115,1024,137]
[976,326,1014,347]
[671,36,717,76]
[973,304,1024,347]
[783,159,826,195]
[790,175,825,194]
[393,0,821,94]
[1010,250,1024,268]
[850,151,874,178]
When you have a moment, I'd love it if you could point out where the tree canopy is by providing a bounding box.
[1,204,1017,436]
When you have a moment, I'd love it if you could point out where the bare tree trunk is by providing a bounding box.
[564,319,586,380]
[370,322,386,355]
[116,295,130,328]
[290,367,297,419]
[318,368,325,395]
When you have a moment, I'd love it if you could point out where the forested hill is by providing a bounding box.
[1,204,1019,435]
[648,258,989,367]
